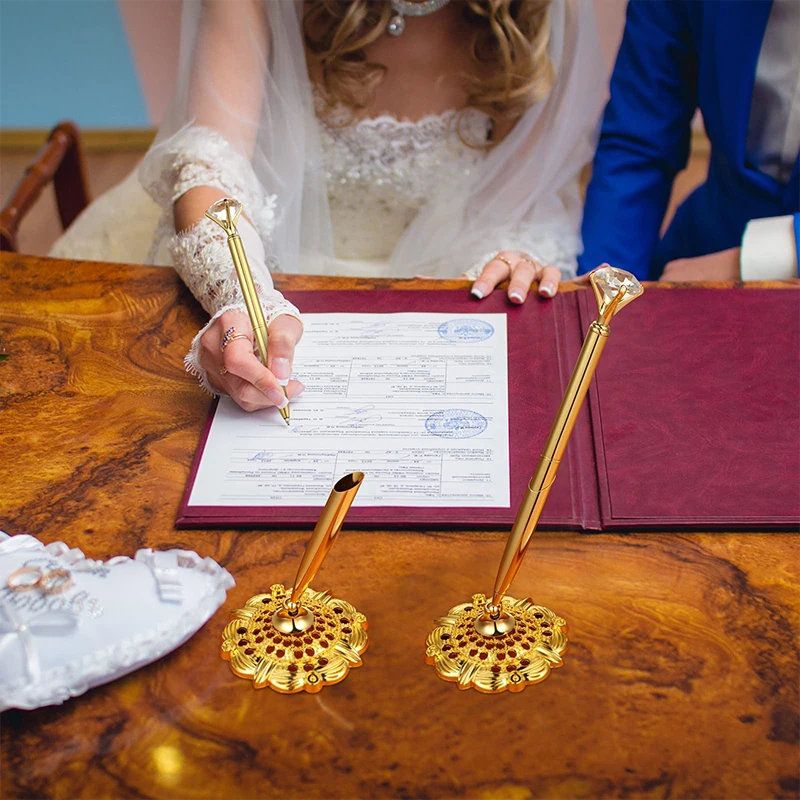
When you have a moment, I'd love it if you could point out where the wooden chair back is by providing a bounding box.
[0,121,90,252]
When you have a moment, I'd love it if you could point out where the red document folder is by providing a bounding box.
[176,287,800,530]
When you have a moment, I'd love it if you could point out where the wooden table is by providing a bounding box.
[1,253,798,800]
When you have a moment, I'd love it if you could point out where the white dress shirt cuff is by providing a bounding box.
[740,215,798,281]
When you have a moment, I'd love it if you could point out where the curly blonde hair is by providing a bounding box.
[304,0,554,143]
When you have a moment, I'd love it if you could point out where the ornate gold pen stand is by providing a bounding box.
[221,473,368,693]
[425,267,643,693]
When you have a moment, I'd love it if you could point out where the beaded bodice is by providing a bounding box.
[319,107,490,260]
[51,92,578,287]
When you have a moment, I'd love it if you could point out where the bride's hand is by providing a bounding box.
[470,251,562,303]
[199,310,305,412]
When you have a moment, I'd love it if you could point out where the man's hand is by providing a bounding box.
[661,248,741,282]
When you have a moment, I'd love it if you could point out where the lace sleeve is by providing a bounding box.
[140,126,279,241]
[139,125,283,268]
[138,126,301,395]
[170,214,300,395]
[168,214,274,316]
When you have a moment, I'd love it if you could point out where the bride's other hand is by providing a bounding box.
[199,310,305,412]
[470,251,562,303]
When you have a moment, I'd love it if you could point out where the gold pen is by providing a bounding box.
[220,472,369,693]
[205,198,291,424]
[272,471,365,634]
[478,266,644,629]
[425,266,644,693]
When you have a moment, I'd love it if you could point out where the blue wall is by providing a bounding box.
[0,0,148,128]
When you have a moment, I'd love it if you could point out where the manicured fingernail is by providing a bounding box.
[509,291,524,304]
[271,357,291,385]
[540,283,556,297]
[471,285,485,299]
[267,389,288,408]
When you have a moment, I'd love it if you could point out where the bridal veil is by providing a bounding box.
[139,0,607,278]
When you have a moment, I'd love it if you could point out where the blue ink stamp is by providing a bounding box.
[425,409,488,439]
[438,318,494,343]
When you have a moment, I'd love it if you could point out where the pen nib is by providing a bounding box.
[284,418,291,426]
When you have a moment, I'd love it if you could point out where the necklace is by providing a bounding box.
[387,0,452,37]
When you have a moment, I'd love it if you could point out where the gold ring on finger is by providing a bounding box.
[220,326,237,350]
[220,333,251,351]
[493,254,514,269]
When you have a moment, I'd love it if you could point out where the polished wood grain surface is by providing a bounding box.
[1,253,798,800]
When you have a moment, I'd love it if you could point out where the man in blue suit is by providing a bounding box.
[579,0,799,282]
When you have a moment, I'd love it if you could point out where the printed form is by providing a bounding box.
[189,313,509,508]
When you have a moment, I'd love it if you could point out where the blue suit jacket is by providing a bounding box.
[578,0,800,279]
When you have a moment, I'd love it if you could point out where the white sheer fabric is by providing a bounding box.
[172,213,302,394]
[52,0,606,297]
[139,0,604,274]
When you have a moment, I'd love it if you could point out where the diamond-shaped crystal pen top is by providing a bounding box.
[590,265,643,319]
[592,266,642,301]
[205,198,242,233]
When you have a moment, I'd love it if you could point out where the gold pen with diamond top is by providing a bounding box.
[424,265,644,694]
[482,266,643,624]
[205,198,291,425]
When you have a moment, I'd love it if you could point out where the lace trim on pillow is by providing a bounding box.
[0,532,234,712]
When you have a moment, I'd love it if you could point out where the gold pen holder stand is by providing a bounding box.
[221,473,368,693]
[425,594,568,693]
[426,266,643,694]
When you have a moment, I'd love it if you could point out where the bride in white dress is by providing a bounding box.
[51,0,606,411]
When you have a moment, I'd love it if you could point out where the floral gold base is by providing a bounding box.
[425,594,567,693]
[221,583,368,693]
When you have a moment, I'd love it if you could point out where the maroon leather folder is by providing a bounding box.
[577,287,800,529]
[176,287,800,530]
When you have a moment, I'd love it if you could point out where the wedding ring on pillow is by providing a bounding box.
[7,566,44,592]
[493,254,514,269]
[38,568,73,595]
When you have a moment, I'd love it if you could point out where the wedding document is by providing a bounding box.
[189,313,510,508]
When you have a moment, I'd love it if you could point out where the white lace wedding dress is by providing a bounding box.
[50,104,579,281]
[50,99,586,392]
[50,0,608,381]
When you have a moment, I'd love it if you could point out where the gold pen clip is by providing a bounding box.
[221,473,368,693]
[425,266,644,693]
